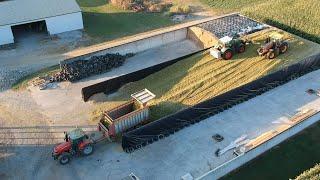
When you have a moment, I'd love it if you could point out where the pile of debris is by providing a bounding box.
[51,53,134,82]
[110,0,171,12]
[30,53,134,90]
[28,76,51,90]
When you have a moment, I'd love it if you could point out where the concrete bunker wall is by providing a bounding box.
[198,113,320,180]
[62,25,221,65]
[97,28,187,55]
[62,28,189,64]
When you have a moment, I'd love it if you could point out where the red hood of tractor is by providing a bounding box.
[53,141,71,154]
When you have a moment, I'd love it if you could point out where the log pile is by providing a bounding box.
[50,53,134,82]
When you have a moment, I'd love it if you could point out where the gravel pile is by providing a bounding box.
[0,65,42,91]
[50,53,134,82]
[197,14,264,38]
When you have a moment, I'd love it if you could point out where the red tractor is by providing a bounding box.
[257,32,289,59]
[52,128,95,165]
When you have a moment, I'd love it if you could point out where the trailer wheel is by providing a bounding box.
[81,144,94,156]
[58,153,71,165]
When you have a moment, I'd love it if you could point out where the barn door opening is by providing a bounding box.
[11,20,48,43]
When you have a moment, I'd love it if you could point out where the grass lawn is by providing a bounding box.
[76,0,174,41]
[201,0,320,43]
[91,29,320,122]
[223,121,320,180]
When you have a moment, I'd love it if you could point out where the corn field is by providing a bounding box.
[201,0,320,43]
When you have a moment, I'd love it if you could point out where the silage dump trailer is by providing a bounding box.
[52,89,155,165]
[99,89,156,138]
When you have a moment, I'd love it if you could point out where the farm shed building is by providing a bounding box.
[0,0,83,46]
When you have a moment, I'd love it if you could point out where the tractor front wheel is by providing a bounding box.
[223,50,233,60]
[82,144,94,156]
[267,51,276,59]
[58,153,71,165]
[280,43,288,53]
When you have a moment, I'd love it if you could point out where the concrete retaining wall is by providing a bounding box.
[197,113,320,180]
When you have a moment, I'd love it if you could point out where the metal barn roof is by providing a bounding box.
[0,0,81,26]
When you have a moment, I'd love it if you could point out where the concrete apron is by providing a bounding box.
[198,105,320,180]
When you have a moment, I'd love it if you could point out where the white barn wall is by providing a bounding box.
[45,12,83,35]
[0,25,14,45]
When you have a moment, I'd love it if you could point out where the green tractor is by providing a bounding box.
[210,35,249,60]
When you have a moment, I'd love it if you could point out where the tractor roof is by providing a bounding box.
[68,128,85,140]
[219,36,233,44]
[269,32,284,40]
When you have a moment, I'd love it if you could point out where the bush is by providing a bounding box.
[169,5,191,15]
[147,4,165,12]
[110,0,134,10]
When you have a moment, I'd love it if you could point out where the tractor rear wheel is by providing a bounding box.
[280,43,288,53]
[223,49,233,60]
[58,153,71,165]
[238,44,246,53]
[82,144,94,156]
[267,51,276,59]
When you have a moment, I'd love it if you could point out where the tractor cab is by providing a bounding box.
[257,32,289,59]
[65,128,88,143]
[265,32,284,47]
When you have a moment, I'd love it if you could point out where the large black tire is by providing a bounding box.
[58,153,71,165]
[222,49,233,60]
[81,144,94,156]
[280,42,289,54]
[267,51,276,59]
